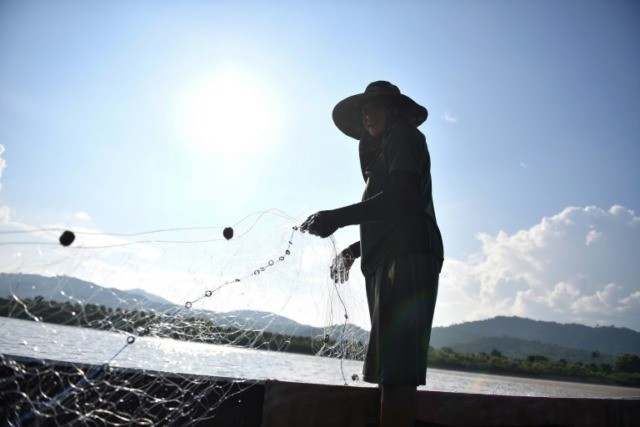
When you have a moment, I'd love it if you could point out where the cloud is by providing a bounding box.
[441,111,458,123]
[437,206,640,331]
[0,144,5,191]
[0,206,9,224]
[75,211,91,221]
[0,145,8,223]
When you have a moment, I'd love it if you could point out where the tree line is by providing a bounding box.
[0,296,331,355]
[427,347,640,387]
[1,296,638,387]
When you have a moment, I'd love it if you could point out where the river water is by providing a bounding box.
[1,317,637,399]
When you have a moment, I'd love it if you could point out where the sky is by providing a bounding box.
[1,0,639,331]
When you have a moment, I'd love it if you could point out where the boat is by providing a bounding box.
[1,355,637,426]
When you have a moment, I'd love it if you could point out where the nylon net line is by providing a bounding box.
[0,210,370,425]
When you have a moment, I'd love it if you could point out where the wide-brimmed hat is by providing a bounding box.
[332,81,428,140]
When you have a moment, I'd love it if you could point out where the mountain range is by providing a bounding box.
[0,273,368,342]
[2,273,639,362]
[0,273,176,312]
[431,316,640,360]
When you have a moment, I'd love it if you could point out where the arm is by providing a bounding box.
[302,122,426,238]
[330,171,419,227]
[347,240,361,259]
[301,171,420,237]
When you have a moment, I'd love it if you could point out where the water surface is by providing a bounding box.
[2,317,638,399]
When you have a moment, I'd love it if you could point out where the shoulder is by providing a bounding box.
[384,121,426,154]
[385,121,425,145]
[383,121,431,172]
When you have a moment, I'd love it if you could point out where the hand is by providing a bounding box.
[330,247,355,284]
[300,211,339,238]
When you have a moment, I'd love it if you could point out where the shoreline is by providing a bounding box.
[426,362,640,389]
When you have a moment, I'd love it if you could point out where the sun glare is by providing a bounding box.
[177,68,281,163]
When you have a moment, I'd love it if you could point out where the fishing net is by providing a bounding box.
[0,210,370,425]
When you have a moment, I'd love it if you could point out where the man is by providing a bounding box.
[301,81,443,427]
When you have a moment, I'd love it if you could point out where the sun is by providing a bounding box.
[176,67,281,163]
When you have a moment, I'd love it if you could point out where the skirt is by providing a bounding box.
[362,252,441,386]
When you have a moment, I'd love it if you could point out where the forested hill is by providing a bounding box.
[431,316,640,358]
[0,273,369,342]
[0,273,176,312]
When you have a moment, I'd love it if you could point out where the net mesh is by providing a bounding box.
[0,210,370,425]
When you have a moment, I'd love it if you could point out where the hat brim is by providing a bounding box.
[332,92,428,140]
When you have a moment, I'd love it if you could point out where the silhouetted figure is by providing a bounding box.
[301,81,443,427]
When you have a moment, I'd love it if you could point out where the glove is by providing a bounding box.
[330,247,355,284]
[300,211,339,238]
